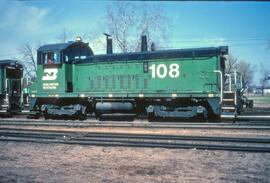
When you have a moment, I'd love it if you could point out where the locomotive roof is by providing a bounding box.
[0,60,23,68]
[38,42,75,52]
[75,46,228,64]
[38,41,91,52]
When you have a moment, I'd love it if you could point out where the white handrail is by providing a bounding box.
[5,79,9,104]
[214,70,223,103]
[234,69,237,106]
[225,73,232,92]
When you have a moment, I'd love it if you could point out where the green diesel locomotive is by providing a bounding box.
[29,36,238,120]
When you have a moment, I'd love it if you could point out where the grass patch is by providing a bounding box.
[248,96,270,104]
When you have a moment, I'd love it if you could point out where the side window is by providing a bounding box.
[64,46,90,62]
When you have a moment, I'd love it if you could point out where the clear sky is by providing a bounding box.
[0,1,269,84]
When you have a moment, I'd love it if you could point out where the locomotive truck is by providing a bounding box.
[28,36,242,120]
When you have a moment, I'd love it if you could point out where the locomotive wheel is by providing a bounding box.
[147,112,156,122]
[78,114,87,121]
[27,113,41,119]
[94,112,101,120]
[208,113,221,122]
[44,113,50,120]
[0,113,12,118]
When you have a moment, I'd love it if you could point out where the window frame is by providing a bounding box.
[41,51,62,65]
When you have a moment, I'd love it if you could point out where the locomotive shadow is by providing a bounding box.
[98,114,135,122]
[148,117,210,123]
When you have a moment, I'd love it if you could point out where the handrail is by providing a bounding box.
[214,70,223,103]
[225,73,232,92]
[234,69,237,106]
[4,79,9,104]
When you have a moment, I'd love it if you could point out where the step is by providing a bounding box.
[223,99,234,102]
[223,91,235,94]
[223,93,235,99]
[222,106,236,110]
[221,114,236,119]
[222,100,235,105]
[221,111,236,119]
[21,110,30,113]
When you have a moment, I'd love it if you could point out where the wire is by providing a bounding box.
[0,51,21,57]
[0,37,269,57]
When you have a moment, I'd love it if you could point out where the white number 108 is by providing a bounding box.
[149,63,180,78]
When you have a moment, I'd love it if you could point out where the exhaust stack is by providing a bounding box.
[141,35,148,52]
[103,33,113,54]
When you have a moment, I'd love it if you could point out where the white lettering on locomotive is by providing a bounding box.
[149,63,180,78]
[42,83,59,89]
[42,68,58,81]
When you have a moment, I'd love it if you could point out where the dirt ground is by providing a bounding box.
[0,141,270,183]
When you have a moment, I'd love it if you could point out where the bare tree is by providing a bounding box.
[57,28,72,43]
[85,26,107,54]
[225,54,254,90]
[18,43,40,79]
[225,54,238,74]
[259,63,270,95]
[104,2,170,53]
[235,61,254,89]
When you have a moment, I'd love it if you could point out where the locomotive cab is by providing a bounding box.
[35,39,93,93]
[30,39,93,116]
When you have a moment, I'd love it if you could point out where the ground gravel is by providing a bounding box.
[0,141,270,183]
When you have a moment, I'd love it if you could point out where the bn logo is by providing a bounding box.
[42,68,58,81]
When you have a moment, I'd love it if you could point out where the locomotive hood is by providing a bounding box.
[0,59,23,69]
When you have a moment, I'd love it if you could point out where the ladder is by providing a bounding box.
[216,70,242,120]
[221,91,236,119]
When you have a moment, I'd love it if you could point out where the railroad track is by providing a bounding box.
[0,118,270,130]
[0,128,270,152]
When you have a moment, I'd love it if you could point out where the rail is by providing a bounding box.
[0,128,270,152]
[1,119,270,130]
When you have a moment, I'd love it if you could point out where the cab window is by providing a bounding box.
[43,52,60,64]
